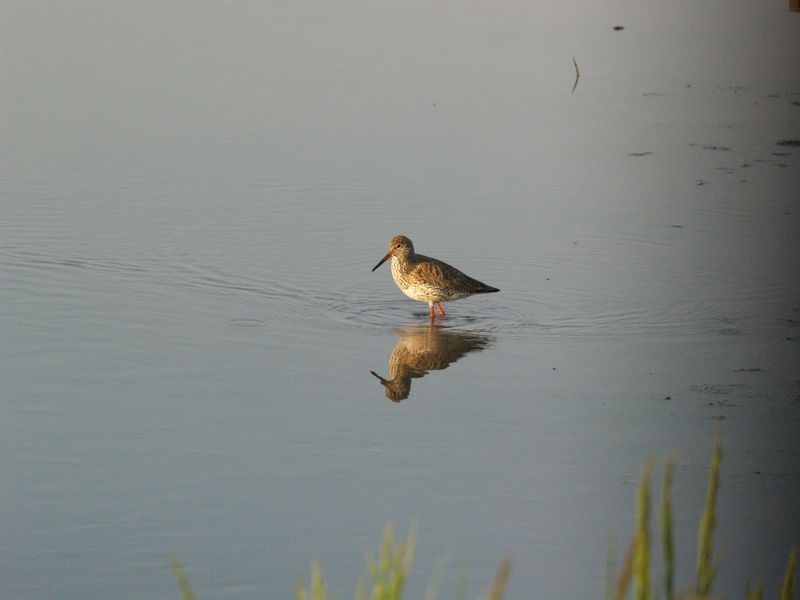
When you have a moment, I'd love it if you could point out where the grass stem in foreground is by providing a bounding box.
[696,434,722,596]
[634,459,653,600]
[169,555,197,600]
[485,555,512,600]
[661,458,676,600]
[615,538,635,600]
[780,545,797,600]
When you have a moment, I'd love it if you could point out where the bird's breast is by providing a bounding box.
[390,260,468,302]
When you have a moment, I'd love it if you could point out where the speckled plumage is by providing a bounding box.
[372,235,499,318]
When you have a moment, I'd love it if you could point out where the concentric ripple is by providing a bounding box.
[3,240,788,344]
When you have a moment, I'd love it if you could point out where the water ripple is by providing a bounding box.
[2,244,788,343]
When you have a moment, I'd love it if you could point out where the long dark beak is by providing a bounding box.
[371,251,392,272]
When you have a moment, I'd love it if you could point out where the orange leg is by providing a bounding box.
[429,304,435,319]
[436,302,446,317]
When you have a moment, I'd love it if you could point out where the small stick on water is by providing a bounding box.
[572,56,581,94]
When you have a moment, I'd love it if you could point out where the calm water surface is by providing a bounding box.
[2,1,799,598]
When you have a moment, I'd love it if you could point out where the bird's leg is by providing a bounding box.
[429,304,435,319]
[436,302,446,317]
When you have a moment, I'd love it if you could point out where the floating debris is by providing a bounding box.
[227,318,267,327]
[571,57,580,94]
[718,327,743,335]
[691,383,744,395]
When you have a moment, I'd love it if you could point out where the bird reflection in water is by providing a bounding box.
[370,324,494,402]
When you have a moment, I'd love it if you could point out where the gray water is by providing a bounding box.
[2,1,799,598]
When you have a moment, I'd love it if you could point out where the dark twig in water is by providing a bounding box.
[572,57,580,94]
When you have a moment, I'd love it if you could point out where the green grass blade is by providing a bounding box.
[455,560,469,600]
[780,546,797,600]
[745,581,764,600]
[423,541,454,600]
[634,459,653,600]
[614,537,635,600]
[605,537,615,600]
[661,458,676,600]
[696,434,722,596]
[311,559,326,600]
[363,521,416,600]
[355,579,368,600]
[169,555,197,600]
[295,559,326,600]
[485,555,512,600]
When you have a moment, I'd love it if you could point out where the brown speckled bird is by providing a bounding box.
[371,235,500,318]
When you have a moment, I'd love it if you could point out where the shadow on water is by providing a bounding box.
[370,323,494,402]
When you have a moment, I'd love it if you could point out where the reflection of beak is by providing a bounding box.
[370,371,389,386]
[371,251,392,272]
[371,370,406,402]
